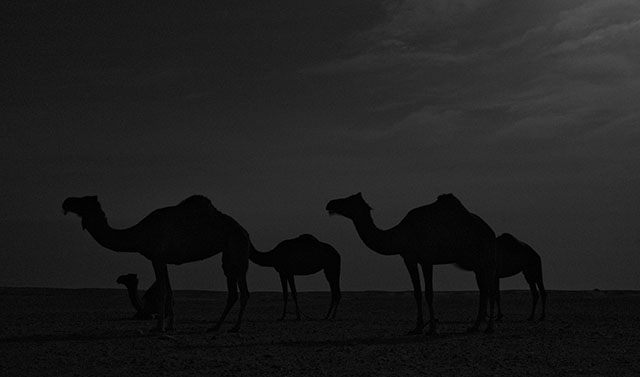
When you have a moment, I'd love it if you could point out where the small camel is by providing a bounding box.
[495,233,546,321]
[250,234,341,320]
[326,192,497,334]
[63,195,250,332]
[116,273,172,320]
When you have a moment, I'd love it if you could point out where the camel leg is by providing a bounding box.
[324,268,341,320]
[229,273,249,333]
[151,261,169,332]
[495,278,503,321]
[288,275,301,320]
[469,271,489,333]
[486,270,496,333]
[404,260,423,335]
[421,264,437,334]
[532,258,547,321]
[279,272,288,321]
[538,279,547,321]
[526,279,539,321]
[165,274,175,331]
[208,275,238,332]
[524,261,545,321]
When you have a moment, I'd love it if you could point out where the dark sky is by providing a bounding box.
[2,0,639,292]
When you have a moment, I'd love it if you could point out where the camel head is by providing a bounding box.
[116,273,138,286]
[326,192,372,220]
[62,196,105,229]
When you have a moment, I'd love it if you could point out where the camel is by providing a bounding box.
[249,234,341,320]
[62,195,250,333]
[495,233,546,321]
[116,273,172,320]
[326,192,497,334]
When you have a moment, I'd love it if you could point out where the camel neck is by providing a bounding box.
[351,212,398,256]
[82,215,140,253]
[248,243,276,267]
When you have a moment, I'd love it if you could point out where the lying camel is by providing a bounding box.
[116,273,172,320]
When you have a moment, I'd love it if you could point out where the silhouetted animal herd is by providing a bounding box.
[63,193,546,335]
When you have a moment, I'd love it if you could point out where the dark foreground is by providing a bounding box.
[1,288,640,376]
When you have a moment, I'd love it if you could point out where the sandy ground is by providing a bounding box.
[1,288,640,376]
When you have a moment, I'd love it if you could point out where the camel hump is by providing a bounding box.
[497,233,527,248]
[296,234,319,243]
[498,233,518,242]
[436,193,466,210]
[178,195,218,211]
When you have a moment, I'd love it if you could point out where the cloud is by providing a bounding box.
[553,0,640,34]
[548,19,640,56]
[375,0,494,38]
[300,0,499,76]
[492,114,577,141]
[334,108,464,143]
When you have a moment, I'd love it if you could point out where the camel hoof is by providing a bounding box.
[407,328,423,336]
[277,317,285,322]
[149,326,165,334]
[228,326,240,333]
[206,326,220,333]
[539,315,545,321]
[527,316,534,321]
[484,326,495,334]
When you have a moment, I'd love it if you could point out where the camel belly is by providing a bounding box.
[146,234,226,265]
[279,253,326,276]
[281,265,324,276]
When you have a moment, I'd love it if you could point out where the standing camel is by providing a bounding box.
[326,192,497,334]
[116,273,171,320]
[250,234,341,320]
[62,195,250,332]
[495,233,546,321]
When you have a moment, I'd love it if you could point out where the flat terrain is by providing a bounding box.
[1,288,640,376]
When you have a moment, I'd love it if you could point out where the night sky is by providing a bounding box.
[2,0,639,292]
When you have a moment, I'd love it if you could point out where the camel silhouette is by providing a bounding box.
[116,273,172,320]
[326,192,497,334]
[250,234,341,320]
[62,195,250,333]
[495,233,546,321]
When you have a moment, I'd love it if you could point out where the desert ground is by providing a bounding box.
[1,288,640,376]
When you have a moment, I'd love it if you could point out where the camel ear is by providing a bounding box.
[90,195,98,202]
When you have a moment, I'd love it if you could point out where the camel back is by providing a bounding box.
[178,195,218,211]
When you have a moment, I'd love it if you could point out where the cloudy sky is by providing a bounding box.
[2,0,639,292]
